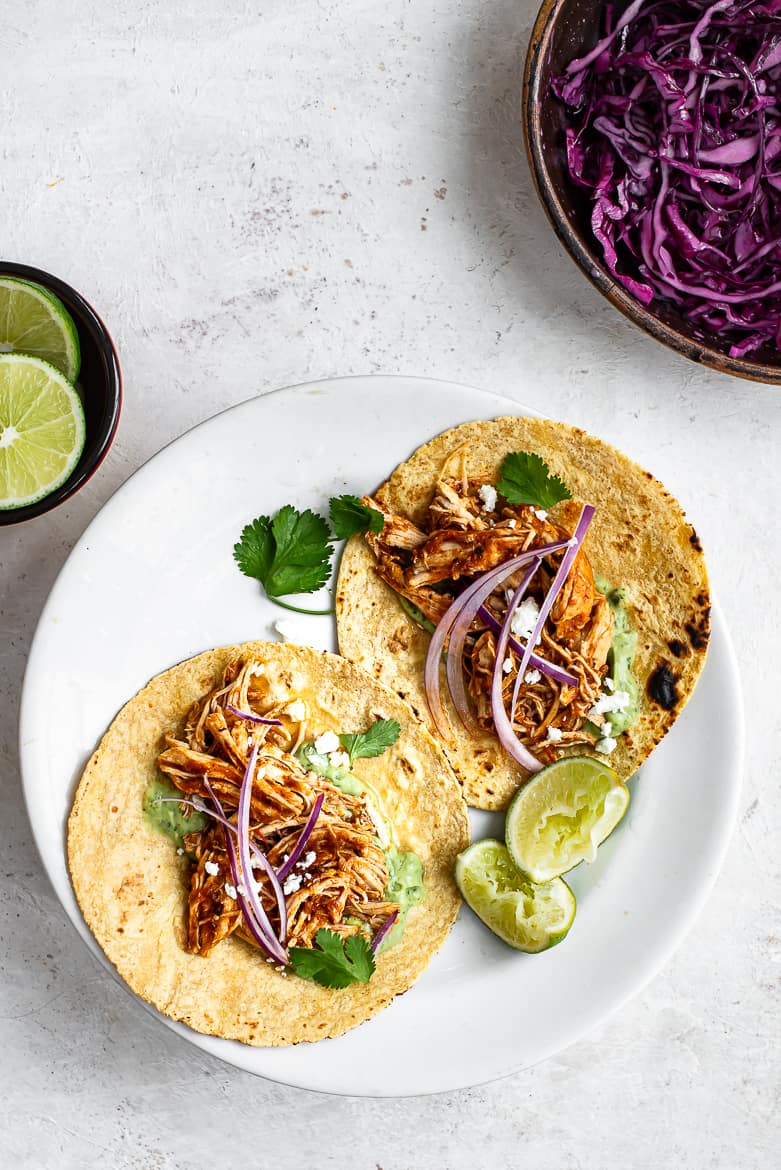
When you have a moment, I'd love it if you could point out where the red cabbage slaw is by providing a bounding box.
[552,0,781,358]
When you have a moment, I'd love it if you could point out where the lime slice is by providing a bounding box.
[506,756,630,883]
[455,839,576,952]
[0,277,80,381]
[0,354,86,509]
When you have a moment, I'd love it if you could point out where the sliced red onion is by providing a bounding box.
[509,505,595,723]
[445,556,556,732]
[237,743,288,957]
[276,792,325,882]
[424,538,571,739]
[371,909,399,954]
[226,705,282,726]
[202,776,287,963]
[489,562,547,773]
[196,783,275,874]
[476,604,578,687]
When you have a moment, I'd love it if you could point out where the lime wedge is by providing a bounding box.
[0,277,80,381]
[506,756,630,883]
[455,839,576,952]
[0,354,86,509]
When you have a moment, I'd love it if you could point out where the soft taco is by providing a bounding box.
[336,417,710,810]
[67,641,469,1046]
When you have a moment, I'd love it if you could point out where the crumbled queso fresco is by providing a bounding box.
[511,597,542,643]
[588,691,631,719]
[314,730,340,755]
[282,872,303,895]
[478,483,498,512]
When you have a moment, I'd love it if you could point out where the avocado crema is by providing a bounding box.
[297,740,425,948]
[143,776,208,849]
[595,576,640,737]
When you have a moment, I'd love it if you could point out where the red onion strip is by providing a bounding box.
[371,908,400,954]
[424,539,571,739]
[444,555,562,732]
[476,604,578,687]
[276,792,325,882]
[226,705,282,726]
[489,561,547,773]
[236,744,289,961]
[509,505,595,722]
[202,777,286,962]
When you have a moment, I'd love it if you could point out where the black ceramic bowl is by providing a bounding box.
[523,0,781,384]
[0,261,121,525]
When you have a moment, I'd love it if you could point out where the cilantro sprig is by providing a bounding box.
[234,506,334,615]
[330,494,384,539]
[288,927,375,988]
[235,494,386,614]
[496,451,572,509]
[338,718,401,766]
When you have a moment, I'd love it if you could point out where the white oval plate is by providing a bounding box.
[20,376,742,1096]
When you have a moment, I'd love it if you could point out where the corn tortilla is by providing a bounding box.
[67,641,469,1046]
[336,417,710,809]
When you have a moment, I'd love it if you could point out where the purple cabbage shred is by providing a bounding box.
[552,0,781,358]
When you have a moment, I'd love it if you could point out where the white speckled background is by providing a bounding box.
[1,0,779,1165]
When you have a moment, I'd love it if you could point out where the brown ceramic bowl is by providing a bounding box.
[523,0,781,384]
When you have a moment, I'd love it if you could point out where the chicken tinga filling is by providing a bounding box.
[362,450,640,773]
[144,656,424,987]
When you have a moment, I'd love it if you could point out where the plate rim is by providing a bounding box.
[18,374,744,1096]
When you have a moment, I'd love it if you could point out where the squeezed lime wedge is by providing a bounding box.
[455,839,576,952]
[0,276,80,381]
[506,756,630,883]
[0,354,86,509]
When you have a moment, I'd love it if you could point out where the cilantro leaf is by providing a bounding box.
[495,451,572,509]
[329,494,384,540]
[233,516,275,582]
[339,718,401,766]
[233,506,334,614]
[288,927,375,988]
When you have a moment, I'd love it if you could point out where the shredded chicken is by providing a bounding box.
[364,474,614,757]
[157,657,398,956]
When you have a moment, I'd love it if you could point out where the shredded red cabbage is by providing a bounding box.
[553,0,781,358]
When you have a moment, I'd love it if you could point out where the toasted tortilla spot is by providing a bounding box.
[647,662,681,710]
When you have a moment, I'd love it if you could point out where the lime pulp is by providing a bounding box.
[0,276,80,381]
[505,755,630,883]
[455,839,576,953]
[0,354,86,509]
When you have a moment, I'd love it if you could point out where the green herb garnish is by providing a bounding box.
[496,451,572,509]
[339,718,401,766]
[288,927,376,988]
[329,494,384,539]
[233,506,334,615]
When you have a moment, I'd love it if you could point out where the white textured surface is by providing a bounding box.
[0,0,778,1166]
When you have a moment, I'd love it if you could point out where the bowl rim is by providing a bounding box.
[0,261,122,525]
[522,0,781,385]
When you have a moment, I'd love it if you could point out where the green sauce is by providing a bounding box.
[595,575,640,736]
[382,848,425,949]
[295,742,362,794]
[297,741,423,945]
[142,776,208,849]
